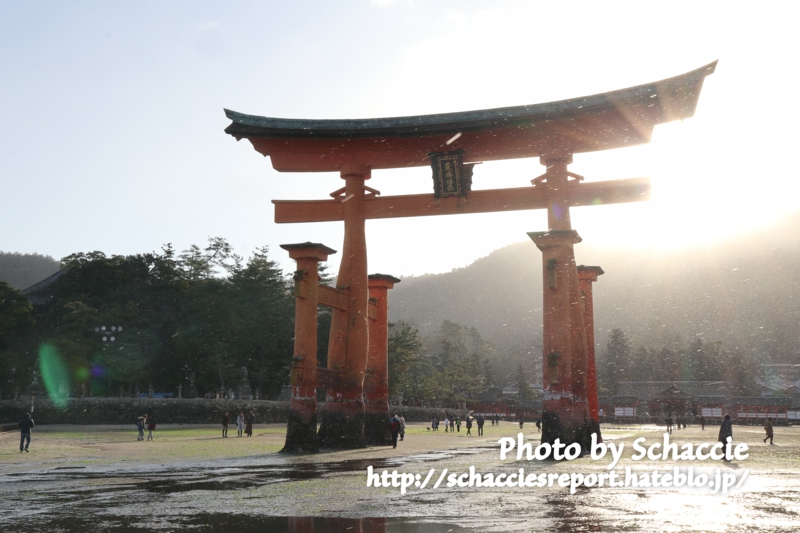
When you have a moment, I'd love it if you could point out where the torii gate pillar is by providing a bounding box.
[578,265,604,434]
[280,242,336,453]
[528,154,594,451]
[318,164,371,449]
[364,274,401,445]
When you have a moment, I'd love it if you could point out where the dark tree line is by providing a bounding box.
[599,328,759,396]
[6,242,762,406]
[388,319,502,406]
[1,239,509,406]
[0,238,295,399]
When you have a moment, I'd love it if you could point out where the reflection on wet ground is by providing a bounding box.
[6,515,467,533]
[3,446,494,494]
[2,442,799,532]
[0,447,489,532]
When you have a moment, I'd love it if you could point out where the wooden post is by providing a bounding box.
[318,164,371,448]
[364,274,400,445]
[578,265,604,439]
[528,154,593,452]
[280,242,336,453]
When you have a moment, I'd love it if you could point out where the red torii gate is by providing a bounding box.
[225,62,716,452]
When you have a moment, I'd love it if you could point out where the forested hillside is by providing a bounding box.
[0,252,60,289]
[389,211,800,385]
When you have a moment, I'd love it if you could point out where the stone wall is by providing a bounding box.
[0,399,468,426]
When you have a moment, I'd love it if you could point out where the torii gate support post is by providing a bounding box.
[577,265,604,438]
[318,164,371,448]
[364,274,401,445]
[280,242,336,453]
[528,154,593,452]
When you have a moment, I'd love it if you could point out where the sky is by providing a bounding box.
[2,1,799,277]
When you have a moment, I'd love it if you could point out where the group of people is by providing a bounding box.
[461,414,483,436]
[221,411,255,438]
[664,414,688,433]
[714,414,776,461]
[136,414,157,441]
[428,413,493,436]
[432,416,461,432]
[518,417,543,432]
[389,412,407,448]
[14,407,782,458]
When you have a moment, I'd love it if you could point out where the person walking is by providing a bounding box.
[718,414,734,462]
[443,417,450,432]
[763,418,774,445]
[399,414,406,441]
[477,414,485,436]
[519,417,524,430]
[136,416,145,441]
[465,415,472,436]
[389,413,401,448]
[19,412,34,453]
[245,411,254,437]
[146,417,157,441]
[455,417,461,433]
[450,417,455,432]
[236,412,244,437]
[535,418,541,433]
[665,415,673,434]
[700,416,705,430]
[222,412,230,438]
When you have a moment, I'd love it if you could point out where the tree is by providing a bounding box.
[387,321,422,398]
[723,348,758,395]
[427,320,494,404]
[516,363,536,402]
[482,359,496,389]
[0,282,35,347]
[600,328,631,395]
[433,320,468,369]
[0,282,36,396]
[177,237,234,280]
[685,337,723,381]
[628,345,654,382]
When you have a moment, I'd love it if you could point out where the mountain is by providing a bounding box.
[0,252,61,290]
[388,211,800,379]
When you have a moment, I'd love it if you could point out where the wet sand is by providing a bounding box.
[1,422,799,532]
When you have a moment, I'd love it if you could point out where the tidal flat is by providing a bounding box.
[1,423,798,532]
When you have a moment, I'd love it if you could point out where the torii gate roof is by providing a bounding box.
[224,61,716,172]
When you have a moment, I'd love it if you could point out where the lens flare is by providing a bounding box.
[38,343,70,409]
